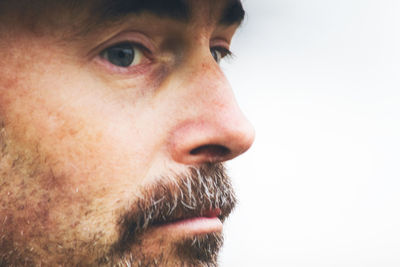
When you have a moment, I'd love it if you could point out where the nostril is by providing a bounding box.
[190,145,231,158]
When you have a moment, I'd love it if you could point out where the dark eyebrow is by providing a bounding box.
[96,0,244,26]
[98,0,190,23]
[220,0,246,26]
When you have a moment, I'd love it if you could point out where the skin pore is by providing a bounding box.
[0,0,254,266]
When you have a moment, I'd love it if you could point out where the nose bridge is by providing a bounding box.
[168,53,255,164]
[188,57,237,117]
[175,49,245,130]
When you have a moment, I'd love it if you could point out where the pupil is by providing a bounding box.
[107,44,135,67]
[211,49,219,62]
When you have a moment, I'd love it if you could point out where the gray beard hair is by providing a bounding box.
[0,160,236,267]
[101,163,237,267]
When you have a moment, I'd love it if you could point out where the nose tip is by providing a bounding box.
[170,115,255,164]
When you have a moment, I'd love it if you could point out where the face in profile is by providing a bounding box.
[0,0,254,266]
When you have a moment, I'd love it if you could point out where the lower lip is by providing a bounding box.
[153,217,223,237]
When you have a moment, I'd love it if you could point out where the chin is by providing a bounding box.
[107,232,223,267]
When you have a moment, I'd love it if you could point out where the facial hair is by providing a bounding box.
[101,163,237,267]
[1,130,237,267]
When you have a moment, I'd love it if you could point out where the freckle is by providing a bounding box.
[71,221,79,227]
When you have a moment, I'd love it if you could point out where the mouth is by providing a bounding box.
[113,164,236,254]
[150,209,224,237]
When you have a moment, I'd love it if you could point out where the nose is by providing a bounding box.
[168,55,255,165]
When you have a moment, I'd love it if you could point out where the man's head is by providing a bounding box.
[0,0,254,266]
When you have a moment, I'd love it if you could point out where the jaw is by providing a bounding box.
[104,231,224,267]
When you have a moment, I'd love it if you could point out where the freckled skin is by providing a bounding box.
[0,0,254,266]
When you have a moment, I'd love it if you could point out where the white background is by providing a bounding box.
[220,0,400,266]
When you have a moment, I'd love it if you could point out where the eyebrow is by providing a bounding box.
[98,0,190,22]
[96,0,245,26]
[220,0,246,26]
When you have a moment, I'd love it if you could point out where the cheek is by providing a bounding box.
[0,58,166,241]
[0,84,149,249]
[1,58,154,179]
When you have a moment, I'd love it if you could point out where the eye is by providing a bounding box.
[211,49,222,63]
[100,43,144,67]
[210,47,232,64]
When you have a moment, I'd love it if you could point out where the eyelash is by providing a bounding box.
[212,46,234,59]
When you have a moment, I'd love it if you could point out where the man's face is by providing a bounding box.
[0,0,254,266]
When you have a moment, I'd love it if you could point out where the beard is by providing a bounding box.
[102,163,237,267]
[0,159,236,267]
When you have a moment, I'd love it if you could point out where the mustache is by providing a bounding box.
[111,163,236,255]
